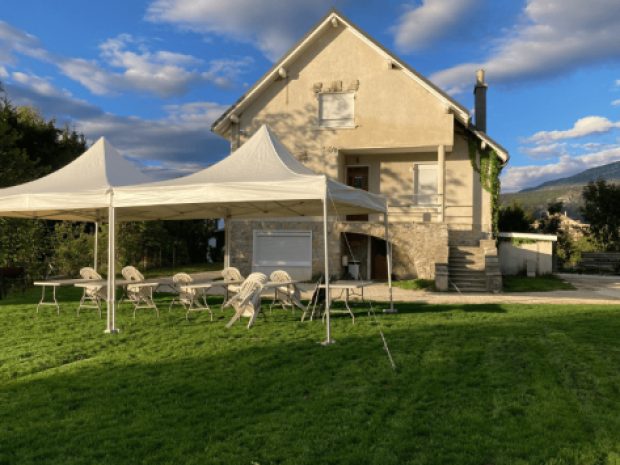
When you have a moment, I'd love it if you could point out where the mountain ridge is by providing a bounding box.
[520,160,620,192]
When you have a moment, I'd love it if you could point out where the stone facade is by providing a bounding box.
[230,219,450,281]
[229,219,341,278]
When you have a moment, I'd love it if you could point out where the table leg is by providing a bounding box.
[344,288,355,324]
[53,286,59,314]
[36,286,45,313]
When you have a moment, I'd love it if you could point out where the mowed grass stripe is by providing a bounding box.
[2,289,620,464]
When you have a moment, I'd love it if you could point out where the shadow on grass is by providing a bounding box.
[2,290,620,464]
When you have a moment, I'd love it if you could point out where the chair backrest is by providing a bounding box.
[173,273,193,302]
[222,267,244,282]
[173,273,192,284]
[237,272,268,301]
[80,267,102,280]
[270,270,292,283]
[122,266,144,282]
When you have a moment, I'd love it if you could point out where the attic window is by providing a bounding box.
[318,92,355,128]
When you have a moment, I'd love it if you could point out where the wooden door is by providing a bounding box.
[371,237,388,280]
[346,166,369,221]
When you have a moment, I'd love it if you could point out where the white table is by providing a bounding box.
[176,279,244,320]
[318,281,374,324]
[34,279,91,314]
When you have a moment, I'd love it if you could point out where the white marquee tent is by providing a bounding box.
[0,126,394,343]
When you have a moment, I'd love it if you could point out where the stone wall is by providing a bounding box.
[229,220,341,278]
[448,223,492,246]
[230,220,450,281]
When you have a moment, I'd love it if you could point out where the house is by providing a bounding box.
[210,9,509,292]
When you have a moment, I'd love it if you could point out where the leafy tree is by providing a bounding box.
[0,90,88,281]
[498,200,535,233]
[580,178,620,250]
[547,201,563,216]
[0,102,46,188]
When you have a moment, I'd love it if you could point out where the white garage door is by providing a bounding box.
[253,230,312,281]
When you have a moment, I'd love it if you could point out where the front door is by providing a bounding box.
[346,166,369,221]
[371,237,389,280]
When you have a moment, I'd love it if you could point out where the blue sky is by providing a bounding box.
[1,0,620,192]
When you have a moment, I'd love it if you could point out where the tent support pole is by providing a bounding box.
[320,197,335,346]
[94,222,98,273]
[105,204,119,334]
[383,202,396,313]
[225,211,231,268]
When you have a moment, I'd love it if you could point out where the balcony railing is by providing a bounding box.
[388,194,442,208]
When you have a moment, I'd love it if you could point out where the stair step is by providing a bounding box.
[450,246,485,253]
[449,257,485,263]
[448,271,486,277]
[449,266,485,272]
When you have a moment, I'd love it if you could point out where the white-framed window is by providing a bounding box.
[318,92,355,128]
[413,164,439,206]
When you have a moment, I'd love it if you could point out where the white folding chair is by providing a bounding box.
[221,267,244,309]
[77,267,107,318]
[223,273,268,329]
[122,266,159,318]
[169,273,213,321]
[269,270,307,315]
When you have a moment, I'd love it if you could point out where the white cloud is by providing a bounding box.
[580,141,620,152]
[54,34,252,98]
[525,117,620,144]
[0,21,251,98]
[392,0,485,51]
[501,147,620,192]
[519,142,568,159]
[145,0,346,61]
[613,99,620,106]
[5,71,231,173]
[431,0,620,94]
[0,20,44,64]
[0,66,8,79]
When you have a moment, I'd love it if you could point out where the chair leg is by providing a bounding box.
[225,309,243,328]
[169,298,176,313]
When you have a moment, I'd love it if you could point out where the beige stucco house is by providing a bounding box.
[211,9,509,292]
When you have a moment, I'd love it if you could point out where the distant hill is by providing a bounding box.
[500,160,620,222]
[520,161,620,192]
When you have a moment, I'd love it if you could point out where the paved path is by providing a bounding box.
[294,274,620,305]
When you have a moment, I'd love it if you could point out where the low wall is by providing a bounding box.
[498,240,553,276]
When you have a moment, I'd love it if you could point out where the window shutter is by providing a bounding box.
[414,165,438,205]
[254,232,312,267]
[319,93,354,127]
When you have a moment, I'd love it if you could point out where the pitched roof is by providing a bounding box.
[211,8,508,164]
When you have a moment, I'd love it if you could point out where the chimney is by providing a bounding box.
[473,69,487,132]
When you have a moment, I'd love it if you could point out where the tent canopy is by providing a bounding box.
[0,137,153,222]
[113,125,387,221]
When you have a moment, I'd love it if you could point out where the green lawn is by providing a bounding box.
[503,274,577,292]
[2,288,620,464]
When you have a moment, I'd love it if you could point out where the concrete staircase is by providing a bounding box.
[448,245,488,292]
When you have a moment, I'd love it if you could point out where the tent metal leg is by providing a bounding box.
[383,204,397,313]
[105,205,119,334]
[320,197,335,346]
[94,222,98,273]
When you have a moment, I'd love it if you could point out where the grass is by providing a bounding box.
[139,262,223,279]
[2,289,620,464]
[390,279,436,292]
[503,274,577,292]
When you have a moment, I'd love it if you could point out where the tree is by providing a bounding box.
[498,200,535,233]
[0,93,88,280]
[0,102,45,188]
[547,201,563,216]
[580,178,620,250]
